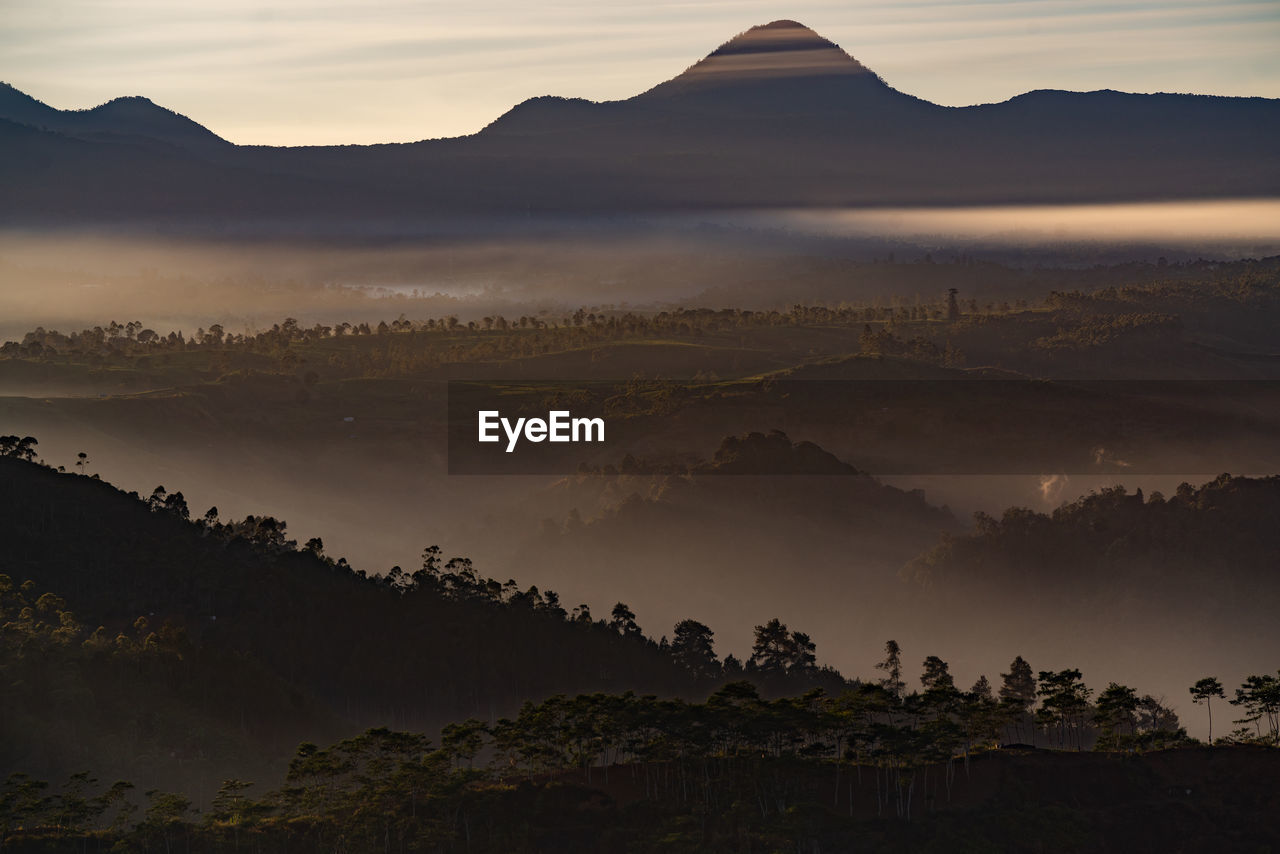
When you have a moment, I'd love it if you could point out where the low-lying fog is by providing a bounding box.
[9,408,1274,739]
[3,199,1279,342]
[3,201,1278,738]
[745,199,1280,249]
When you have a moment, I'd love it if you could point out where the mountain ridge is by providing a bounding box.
[2,20,1278,224]
[0,81,229,153]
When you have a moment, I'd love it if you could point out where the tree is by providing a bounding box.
[961,676,1002,751]
[142,790,193,854]
[1093,683,1139,750]
[788,632,817,674]
[921,656,955,693]
[876,640,905,701]
[95,780,136,835]
[609,602,641,638]
[670,619,720,681]
[750,618,790,675]
[921,655,960,722]
[1036,669,1092,750]
[207,779,255,848]
[0,436,37,461]
[1189,677,1225,746]
[1229,672,1280,744]
[441,719,488,769]
[999,656,1037,744]
[749,618,816,676]
[54,772,103,834]
[1134,695,1185,749]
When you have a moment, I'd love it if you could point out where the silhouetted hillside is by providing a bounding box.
[907,474,1280,611]
[0,457,706,717]
[0,83,228,153]
[0,451,861,788]
[451,430,957,663]
[0,568,343,801]
[2,20,1277,226]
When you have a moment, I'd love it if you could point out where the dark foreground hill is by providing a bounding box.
[0,451,852,794]
[4,733,1279,852]
[2,20,1277,226]
[3,450,1279,850]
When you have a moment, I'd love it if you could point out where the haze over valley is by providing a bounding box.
[2,14,1278,852]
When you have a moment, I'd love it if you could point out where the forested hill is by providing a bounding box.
[906,475,1280,607]
[0,454,733,720]
[0,449,852,784]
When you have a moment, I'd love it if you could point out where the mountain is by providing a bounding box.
[0,82,228,153]
[491,19,918,127]
[1,20,1278,226]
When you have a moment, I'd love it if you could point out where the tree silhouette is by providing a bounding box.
[1036,669,1092,750]
[749,618,817,678]
[0,436,37,462]
[670,619,720,681]
[998,656,1037,744]
[609,602,642,638]
[1093,683,1139,750]
[875,640,904,702]
[1229,673,1280,744]
[1189,677,1225,746]
[920,655,955,693]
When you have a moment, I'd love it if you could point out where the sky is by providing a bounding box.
[2,0,1279,146]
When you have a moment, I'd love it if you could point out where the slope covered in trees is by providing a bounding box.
[0,449,852,792]
[907,474,1280,602]
[4,668,1278,852]
[3,442,1279,849]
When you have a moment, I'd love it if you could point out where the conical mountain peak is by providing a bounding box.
[711,20,841,56]
[638,20,880,103]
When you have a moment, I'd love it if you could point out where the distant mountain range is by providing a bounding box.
[2,20,1278,227]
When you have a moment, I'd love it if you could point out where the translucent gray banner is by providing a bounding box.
[446,379,1280,475]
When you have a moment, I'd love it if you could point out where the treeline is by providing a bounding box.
[4,654,1276,853]
[935,259,1280,371]
[1042,259,1280,318]
[1,303,977,382]
[2,305,925,358]
[907,474,1280,599]
[2,256,1275,381]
